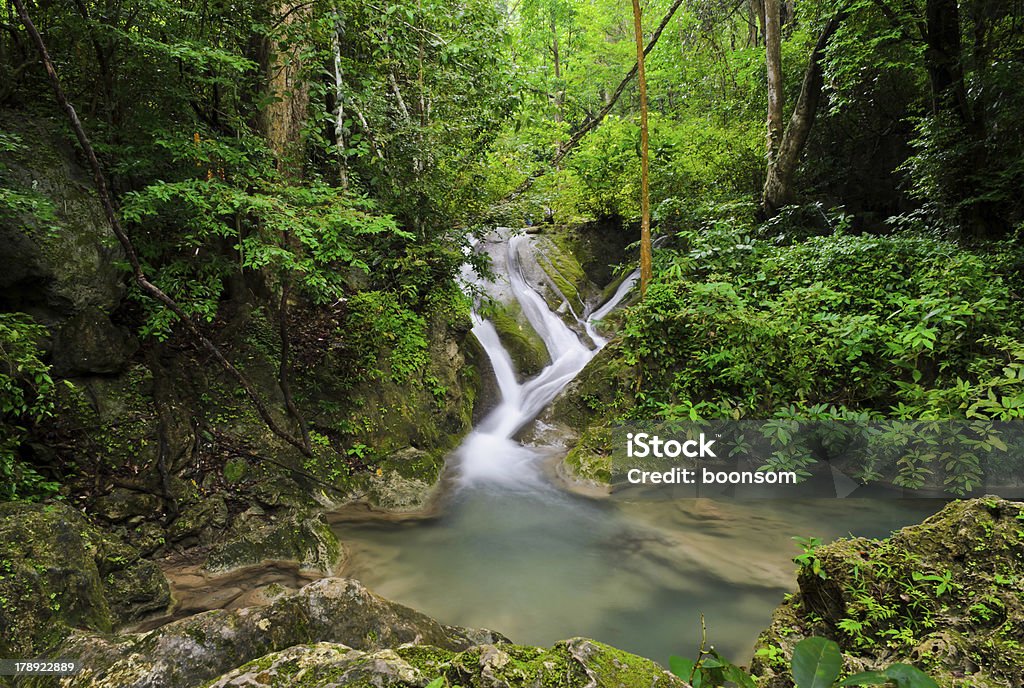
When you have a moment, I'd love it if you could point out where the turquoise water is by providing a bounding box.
[335,485,941,665]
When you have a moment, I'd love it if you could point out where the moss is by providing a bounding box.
[0,502,169,657]
[488,299,550,378]
[751,497,1024,688]
[564,425,614,485]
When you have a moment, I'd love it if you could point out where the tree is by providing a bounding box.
[631,0,652,295]
[761,10,846,217]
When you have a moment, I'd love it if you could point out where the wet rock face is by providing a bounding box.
[0,115,129,373]
[58,578,509,688]
[0,502,170,657]
[751,497,1024,688]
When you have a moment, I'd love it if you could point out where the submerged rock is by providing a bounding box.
[0,502,170,658]
[751,497,1024,688]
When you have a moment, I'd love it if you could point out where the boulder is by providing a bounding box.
[57,578,508,688]
[0,502,170,657]
[204,638,688,688]
[204,510,342,575]
[750,497,1024,688]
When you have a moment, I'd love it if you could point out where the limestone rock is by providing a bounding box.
[202,638,688,688]
[750,497,1024,688]
[57,578,508,688]
[0,502,170,657]
[204,510,342,575]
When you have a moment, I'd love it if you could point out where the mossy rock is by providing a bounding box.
[487,299,550,379]
[0,502,169,658]
[751,497,1024,688]
[204,510,342,575]
[545,341,637,433]
[56,578,508,688]
[202,638,687,688]
[563,425,615,485]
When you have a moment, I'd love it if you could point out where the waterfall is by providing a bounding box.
[456,231,637,488]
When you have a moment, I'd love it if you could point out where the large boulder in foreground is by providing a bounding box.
[0,502,170,658]
[57,578,508,688]
[751,497,1024,688]
[205,638,687,688]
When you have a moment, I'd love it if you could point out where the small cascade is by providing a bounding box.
[456,230,636,488]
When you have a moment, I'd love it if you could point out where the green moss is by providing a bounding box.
[488,299,550,377]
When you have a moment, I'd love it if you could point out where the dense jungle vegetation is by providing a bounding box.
[2,0,1024,502]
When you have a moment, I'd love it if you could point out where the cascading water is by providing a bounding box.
[456,232,635,487]
[333,229,941,664]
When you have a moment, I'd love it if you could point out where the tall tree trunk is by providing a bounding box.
[764,0,784,167]
[631,0,653,296]
[263,1,313,454]
[332,13,348,189]
[263,2,310,176]
[748,0,765,47]
[551,18,563,123]
[761,13,844,217]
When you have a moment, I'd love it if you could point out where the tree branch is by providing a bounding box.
[11,0,313,457]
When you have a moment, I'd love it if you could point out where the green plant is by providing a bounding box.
[670,636,938,688]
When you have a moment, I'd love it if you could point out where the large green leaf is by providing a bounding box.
[791,637,843,688]
[883,664,940,688]
[837,671,890,686]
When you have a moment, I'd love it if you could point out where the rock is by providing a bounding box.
[0,113,133,387]
[362,448,443,512]
[52,307,137,376]
[168,495,229,545]
[204,510,342,575]
[203,638,688,688]
[487,299,550,379]
[93,488,164,524]
[750,497,1024,688]
[0,502,170,657]
[57,577,509,688]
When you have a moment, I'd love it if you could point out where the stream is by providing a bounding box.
[333,231,943,665]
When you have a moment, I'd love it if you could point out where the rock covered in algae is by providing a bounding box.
[53,578,509,688]
[0,502,170,658]
[202,638,688,688]
[750,496,1024,688]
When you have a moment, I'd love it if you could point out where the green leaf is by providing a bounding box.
[883,664,939,688]
[668,656,696,680]
[791,637,843,688]
[837,671,891,686]
[424,679,445,688]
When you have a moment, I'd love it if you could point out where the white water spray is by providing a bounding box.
[457,231,637,488]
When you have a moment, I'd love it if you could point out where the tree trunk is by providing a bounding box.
[332,13,348,189]
[761,13,844,217]
[551,18,563,122]
[748,0,765,47]
[263,2,310,176]
[631,0,653,296]
[764,0,784,166]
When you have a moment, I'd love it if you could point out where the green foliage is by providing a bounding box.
[670,635,937,688]
[0,314,60,501]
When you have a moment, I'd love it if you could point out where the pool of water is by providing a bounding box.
[335,484,942,665]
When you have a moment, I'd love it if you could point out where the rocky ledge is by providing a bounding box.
[750,496,1024,688]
